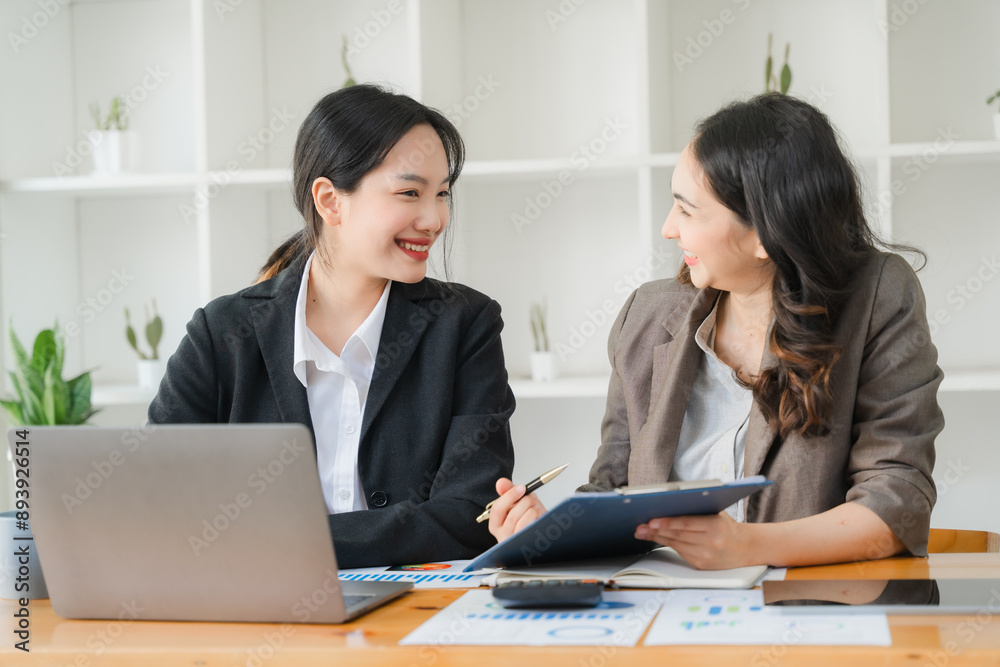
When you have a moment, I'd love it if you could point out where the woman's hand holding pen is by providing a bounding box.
[486,478,547,542]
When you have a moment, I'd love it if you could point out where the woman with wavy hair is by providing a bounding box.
[489,94,943,568]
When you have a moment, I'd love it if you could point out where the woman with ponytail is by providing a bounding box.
[489,94,942,569]
[150,85,515,568]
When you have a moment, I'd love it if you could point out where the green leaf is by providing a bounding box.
[8,371,26,405]
[764,56,772,92]
[23,383,45,424]
[0,399,25,426]
[50,325,65,383]
[31,329,57,374]
[42,364,56,425]
[780,63,792,95]
[10,326,44,398]
[66,372,94,425]
[9,367,43,425]
[48,366,69,425]
[126,323,143,356]
[146,316,163,358]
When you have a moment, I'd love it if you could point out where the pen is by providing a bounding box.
[475,463,568,523]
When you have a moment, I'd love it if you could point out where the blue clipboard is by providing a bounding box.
[465,476,773,571]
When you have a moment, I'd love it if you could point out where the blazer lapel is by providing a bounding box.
[248,255,314,434]
[743,325,779,478]
[629,289,718,485]
[359,281,429,443]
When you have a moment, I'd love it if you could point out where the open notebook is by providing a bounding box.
[486,547,768,590]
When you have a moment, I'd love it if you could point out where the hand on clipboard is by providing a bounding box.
[466,476,773,572]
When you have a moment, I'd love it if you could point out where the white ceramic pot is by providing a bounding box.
[137,358,166,391]
[530,351,556,382]
[90,130,138,174]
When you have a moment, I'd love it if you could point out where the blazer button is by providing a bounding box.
[370,491,389,507]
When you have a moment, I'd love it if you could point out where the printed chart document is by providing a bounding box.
[643,589,891,646]
[400,589,665,646]
[339,560,486,588]
[487,548,768,590]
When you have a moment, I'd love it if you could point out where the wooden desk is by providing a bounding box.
[3,553,1000,666]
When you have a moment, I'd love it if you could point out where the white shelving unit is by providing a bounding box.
[1,0,999,521]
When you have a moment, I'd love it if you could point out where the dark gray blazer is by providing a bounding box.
[582,252,943,556]
[148,254,515,568]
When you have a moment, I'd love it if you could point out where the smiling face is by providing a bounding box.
[662,144,773,295]
[314,123,452,286]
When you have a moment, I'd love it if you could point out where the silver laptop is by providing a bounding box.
[7,424,411,623]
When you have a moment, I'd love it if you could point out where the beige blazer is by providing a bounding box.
[582,252,943,556]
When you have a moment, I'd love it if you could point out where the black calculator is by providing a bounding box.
[491,579,604,608]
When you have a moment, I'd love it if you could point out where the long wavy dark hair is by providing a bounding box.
[680,94,922,438]
[257,84,465,282]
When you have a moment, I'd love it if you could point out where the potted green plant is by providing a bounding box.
[529,300,555,382]
[125,302,164,390]
[0,323,97,426]
[0,322,93,600]
[988,89,1000,140]
[89,96,137,174]
[764,33,792,94]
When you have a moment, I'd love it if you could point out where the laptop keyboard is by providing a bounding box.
[344,594,377,609]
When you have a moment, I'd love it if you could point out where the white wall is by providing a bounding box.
[1,0,998,542]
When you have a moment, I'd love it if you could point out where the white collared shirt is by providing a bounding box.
[670,296,754,522]
[292,252,391,514]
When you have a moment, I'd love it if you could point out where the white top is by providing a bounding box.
[670,297,754,522]
[292,252,392,514]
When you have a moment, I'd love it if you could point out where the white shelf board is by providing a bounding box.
[887,140,1000,161]
[0,156,694,195]
[92,385,157,407]
[0,172,202,197]
[939,368,1000,393]
[226,168,292,187]
[0,168,295,197]
[508,375,609,399]
[460,154,683,181]
[87,368,999,410]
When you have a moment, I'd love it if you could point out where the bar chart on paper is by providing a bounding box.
[643,589,891,646]
[338,560,487,588]
[399,590,665,646]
